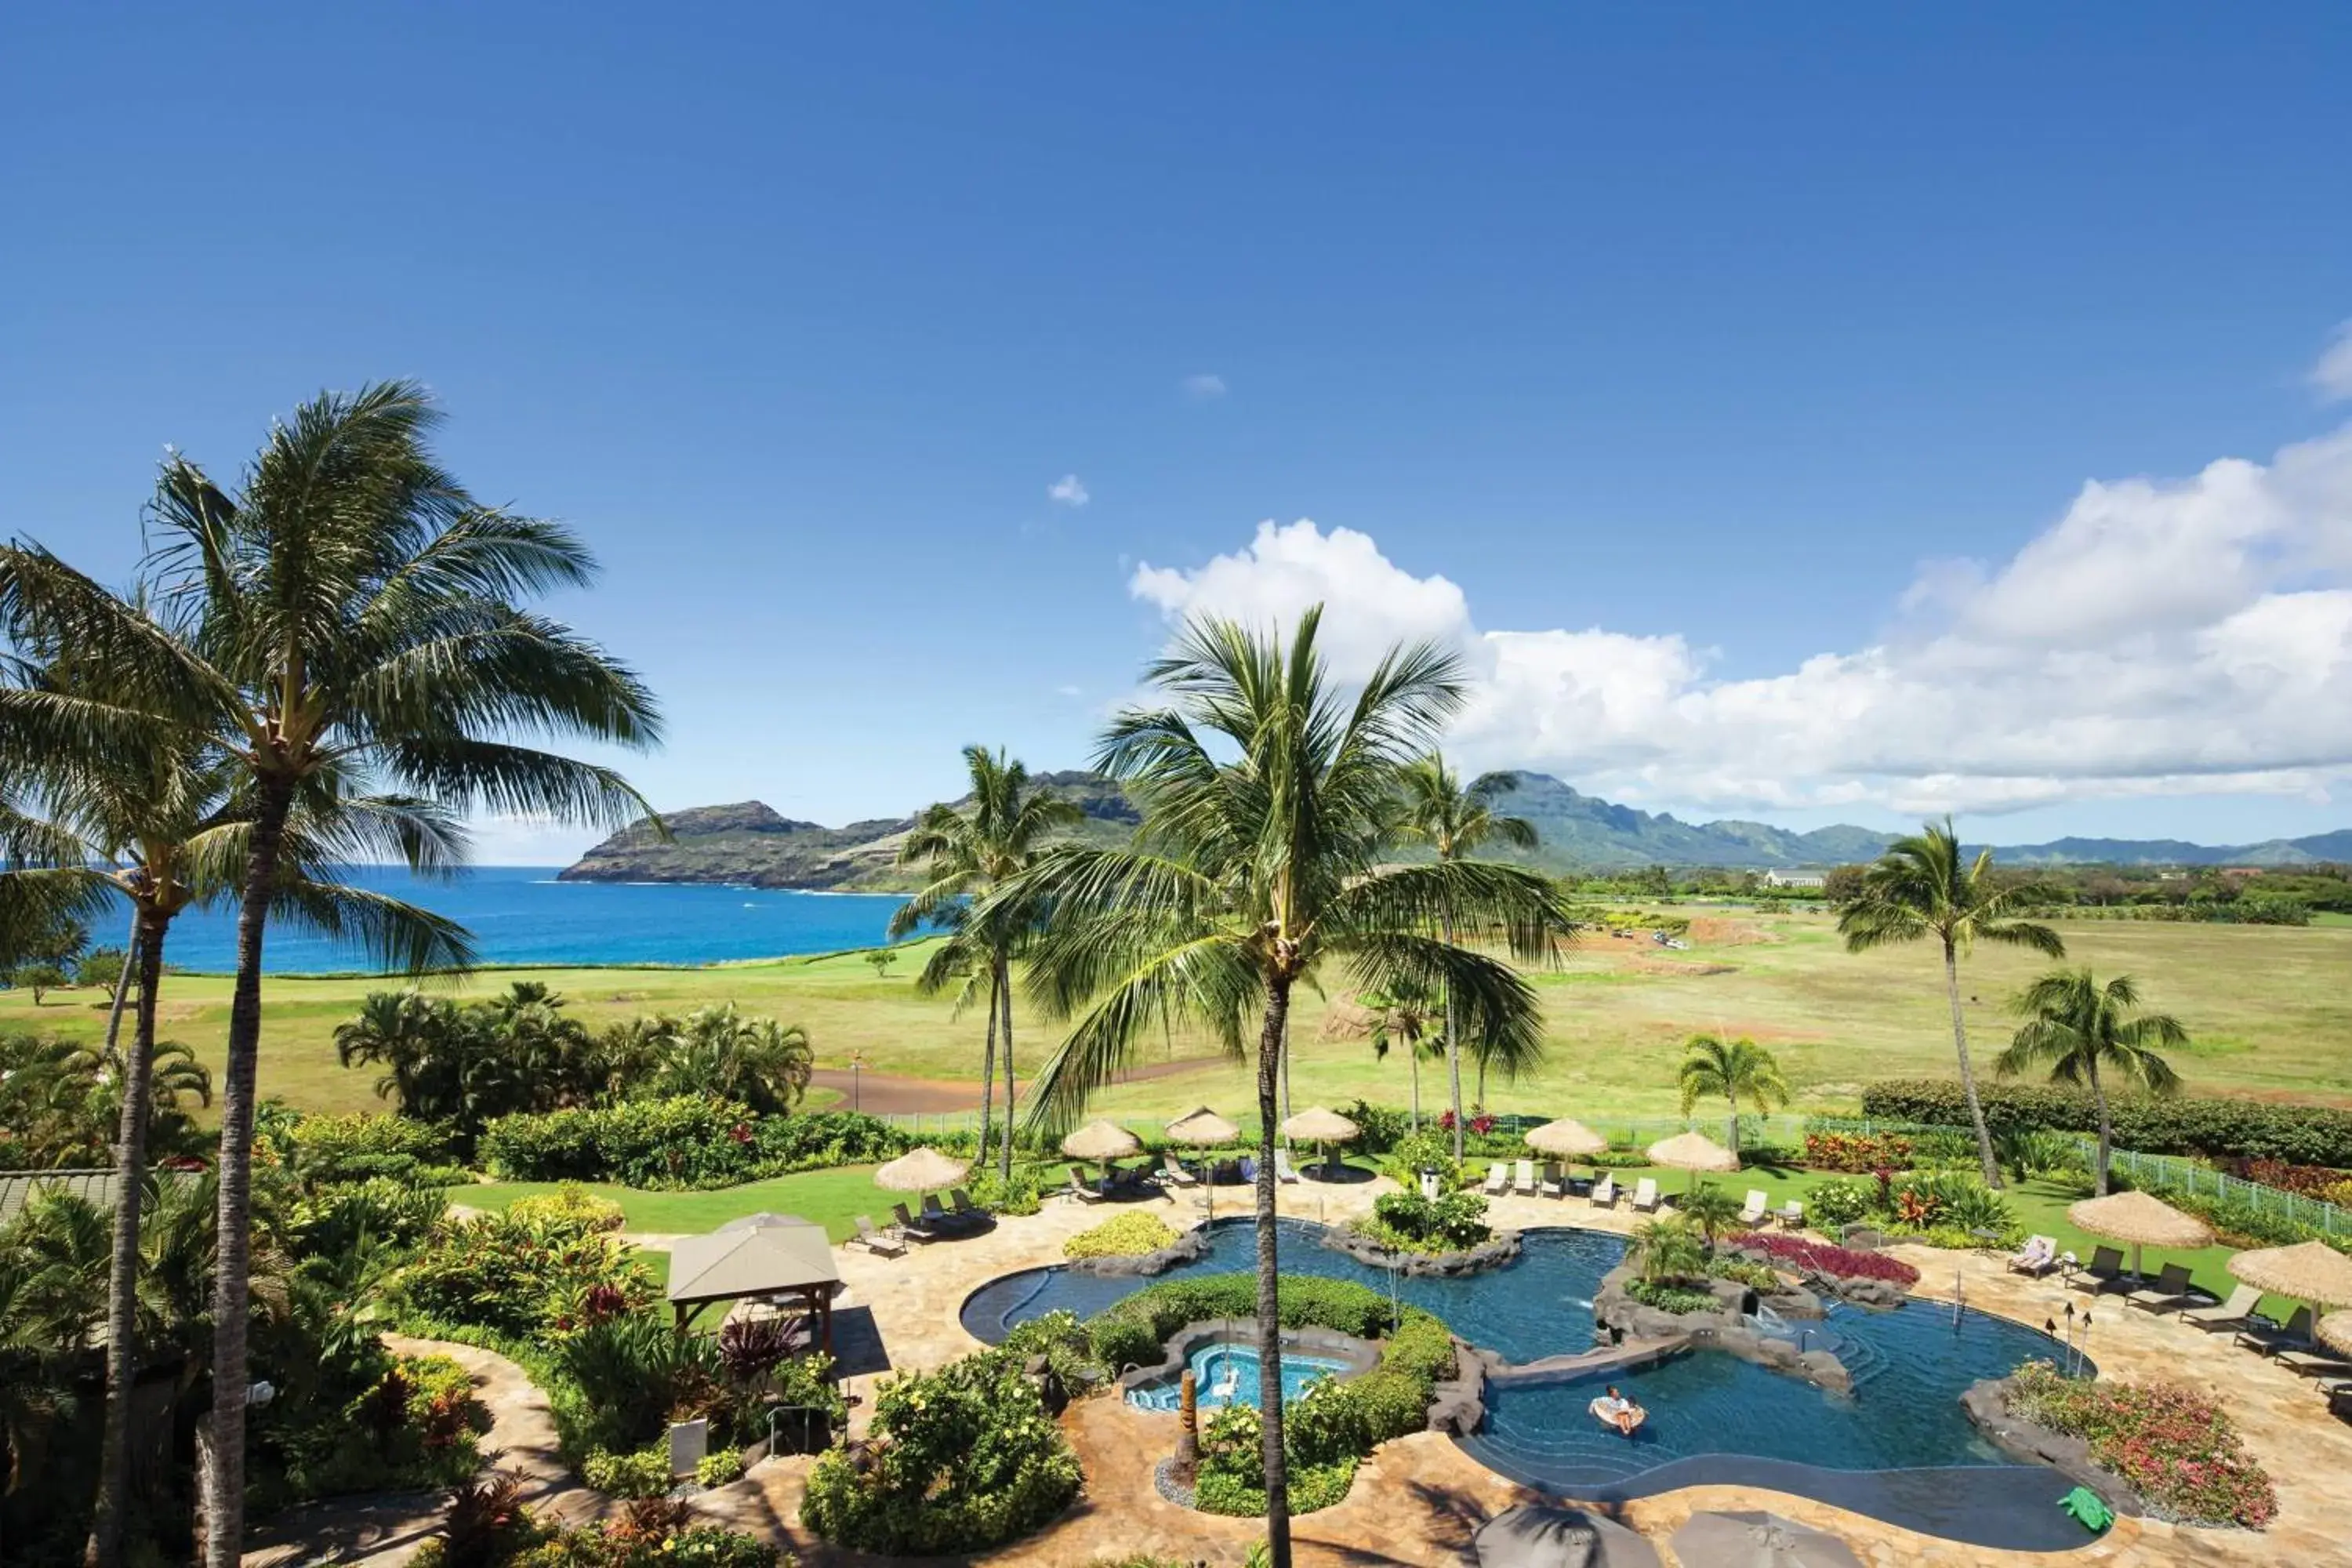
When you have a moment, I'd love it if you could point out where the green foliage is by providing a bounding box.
[800,1347,1081,1554]
[273,1108,468,1188]
[695,1447,746,1487]
[506,1185,626,1234]
[2141,1177,2352,1256]
[969,1162,1046,1216]
[1626,1279,1718,1314]
[480,1099,915,1189]
[583,1445,673,1498]
[551,1315,735,1457]
[1379,1128,1462,1187]
[289,1175,450,1258]
[1675,1183,1746,1242]
[604,1003,815,1116]
[1861,1080,2352,1166]
[1339,1098,1412,1154]
[1062,1211,1179,1259]
[1084,1272,1406,1372]
[1355,1189,1491,1253]
[1000,1310,1100,1398]
[1627,1218,1707,1284]
[390,1206,656,1343]
[1708,1258,1779,1290]
[1806,1178,1873,1229]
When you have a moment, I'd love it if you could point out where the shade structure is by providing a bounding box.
[1526,1118,1608,1158]
[720,1211,827,1235]
[666,1216,843,1350]
[2229,1240,2352,1309]
[1669,1511,1862,1568]
[2318,1312,2352,1358]
[2065,1190,2213,1277]
[873,1146,971,1193]
[1060,1118,1143,1162]
[1472,1504,1661,1568]
[1163,1107,1240,1146]
[1281,1106,1361,1144]
[1647,1131,1739,1174]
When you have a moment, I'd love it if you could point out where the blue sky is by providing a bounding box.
[5,5,2350,860]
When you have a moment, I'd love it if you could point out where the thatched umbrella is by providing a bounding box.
[2229,1241,2352,1321]
[1164,1107,1241,1218]
[1670,1511,1861,1568]
[1526,1118,1608,1159]
[2318,1312,2352,1359]
[1061,1118,1142,1165]
[1647,1130,1740,1191]
[1282,1105,1360,1178]
[2067,1191,2214,1281]
[873,1146,970,1200]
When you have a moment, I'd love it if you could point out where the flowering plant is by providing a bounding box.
[1734,1231,1920,1286]
[2007,1361,2276,1528]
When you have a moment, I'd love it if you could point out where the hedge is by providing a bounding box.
[479,1098,918,1187]
[1860,1080,2352,1167]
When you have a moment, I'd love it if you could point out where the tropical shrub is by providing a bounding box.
[1354,1189,1491,1253]
[1338,1099,1411,1154]
[290,1175,451,1257]
[390,1207,657,1341]
[1735,1232,1922,1287]
[1379,1128,1461,1187]
[1860,1080,2352,1166]
[1886,1173,2020,1244]
[1085,1272,1404,1372]
[2218,1158,2351,1200]
[582,1445,673,1498]
[1805,1178,1872,1229]
[1628,1218,1707,1284]
[970,1162,1047,1216]
[1000,1310,1098,1403]
[1708,1258,1779,1291]
[1062,1211,1180,1259]
[2139,1178,2352,1257]
[481,1101,916,1188]
[1194,1403,1358,1515]
[506,1185,627,1233]
[800,1347,1081,1553]
[275,1109,470,1188]
[695,1447,746,1487]
[550,1315,744,1457]
[1802,1131,1915,1173]
[2007,1361,2275,1527]
[1627,1280,1717,1314]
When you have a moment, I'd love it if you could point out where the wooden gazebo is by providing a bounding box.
[665,1213,844,1355]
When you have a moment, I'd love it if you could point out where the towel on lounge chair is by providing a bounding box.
[1629,1178,1662,1213]
[1483,1163,1509,1195]
[1514,1160,1538,1195]
[852,1214,906,1257]
[2180,1284,2263,1332]
[1589,1174,1618,1208]
[2007,1236,2059,1276]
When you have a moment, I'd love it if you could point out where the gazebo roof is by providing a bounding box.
[666,1218,842,1307]
[0,1168,122,1229]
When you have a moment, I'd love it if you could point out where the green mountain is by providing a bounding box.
[557,769,2348,887]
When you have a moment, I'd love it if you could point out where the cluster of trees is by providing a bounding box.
[0,382,658,1566]
[333,983,813,1150]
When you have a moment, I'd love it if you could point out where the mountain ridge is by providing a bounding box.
[556,770,2350,888]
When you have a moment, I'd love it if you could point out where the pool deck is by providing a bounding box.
[722,1174,2350,1565]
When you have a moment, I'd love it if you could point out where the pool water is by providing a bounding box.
[1127,1342,1348,1411]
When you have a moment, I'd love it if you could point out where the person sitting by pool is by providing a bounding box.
[1590,1385,1645,1436]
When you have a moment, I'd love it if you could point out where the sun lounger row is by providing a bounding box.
[849,1190,989,1252]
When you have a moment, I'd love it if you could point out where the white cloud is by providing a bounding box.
[1047,474,1091,508]
[1181,373,1227,400]
[1127,423,2352,818]
[2313,321,2352,402]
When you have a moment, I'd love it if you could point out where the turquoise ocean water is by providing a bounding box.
[150,866,908,974]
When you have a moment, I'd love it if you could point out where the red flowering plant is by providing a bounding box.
[2008,1361,2276,1529]
[1802,1131,1914,1173]
[1734,1232,1921,1287]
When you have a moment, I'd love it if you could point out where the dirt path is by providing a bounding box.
[243,1335,606,1566]
[808,1054,1221,1115]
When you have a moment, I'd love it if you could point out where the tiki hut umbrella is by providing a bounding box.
[2067,1191,2214,1282]
[873,1146,971,1207]
[2228,1240,2352,1330]
[1647,1130,1740,1192]
[1164,1107,1242,1219]
[1060,1118,1143,1181]
[2318,1312,2352,1359]
[1526,1117,1608,1167]
[1282,1105,1361,1178]
[1670,1510,1862,1568]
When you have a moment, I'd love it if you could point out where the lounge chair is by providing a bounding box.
[2274,1346,2352,1379]
[1539,1162,1567,1199]
[2124,1262,2200,1314]
[1514,1160,1538,1196]
[1063,1170,1108,1204]
[1275,1149,1303,1185]
[950,1188,984,1221]
[2006,1236,2059,1276]
[851,1214,906,1258]
[1483,1162,1509,1195]
[1629,1178,1663,1214]
[1773,1200,1804,1230]
[2235,1306,2315,1356]
[1162,1152,1198,1186]
[922,1193,953,1229]
[2180,1284,2264,1333]
[1589,1174,1618,1208]
[891,1202,939,1241]
[1737,1190,1770,1229]
[2068,1246,2127,1294]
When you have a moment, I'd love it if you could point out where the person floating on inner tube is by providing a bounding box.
[1591,1385,1645,1437]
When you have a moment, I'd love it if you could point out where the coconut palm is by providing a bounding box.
[1675,1034,1789,1157]
[1004,611,1571,1566]
[0,380,660,1565]
[1676,1183,1747,1247]
[639,1003,814,1114]
[1837,818,2063,1188]
[1358,976,1443,1130]
[888,747,1084,1181]
[1997,968,2186,1196]
[1394,753,1541,1160]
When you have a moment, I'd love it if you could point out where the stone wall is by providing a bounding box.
[1962,1377,2144,1518]
[1321,1225,1523,1277]
[1066,1225,1212,1277]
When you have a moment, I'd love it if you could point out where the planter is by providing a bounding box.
[1961,1378,2143,1519]
[1066,1225,1212,1277]
[1323,1226,1523,1277]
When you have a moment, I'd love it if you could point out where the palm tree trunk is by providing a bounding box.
[996,951,1015,1184]
[1943,941,2003,1189]
[976,967,999,1170]
[100,904,138,1065]
[1441,909,1465,1163]
[86,908,164,1568]
[1254,974,1294,1568]
[1408,1037,1421,1131]
[203,778,291,1568]
[2089,1054,2112,1197]
[1726,1090,1740,1158]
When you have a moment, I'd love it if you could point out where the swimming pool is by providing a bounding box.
[961,1217,2096,1549]
[1127,1341,1349,1411]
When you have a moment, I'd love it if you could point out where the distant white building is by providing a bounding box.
[1759,869,1826,889]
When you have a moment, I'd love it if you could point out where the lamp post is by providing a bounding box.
[848,1051,863,1113]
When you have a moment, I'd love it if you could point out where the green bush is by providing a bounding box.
[1195,1459,1356,1516]
[1378,1128,1462,1188]
[289,1176,449,1258]
[506,1184,626,1232]
[1860,1080,2352,1166]
[582,1445,672,1498]
[1627,1280,1717,1314]
[1338,1100,1411,1154]
[800,1347,1081,1554]
[278,1110,466,1188]
[390,1207,657,1342]
[2142,1178,2352,1256]
[971,1162,1047,1216]
[695,1448,746,1487]
[1354,1189,1491,1254]
[1063,1211,1179,1259]
[1806,1179,1871,1229]
[1708,1259,1778,1290]
[1085,1272,1403,1371]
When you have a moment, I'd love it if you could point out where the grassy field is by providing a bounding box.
[5,909,2348,1121]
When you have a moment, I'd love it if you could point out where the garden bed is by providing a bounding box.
[1322,1225,1521,1276]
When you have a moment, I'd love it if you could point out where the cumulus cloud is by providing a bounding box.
[1181,372,1227,400]
[1127,424,2352,817]
[2314,321,2352,402]
[1047,474,1091,508]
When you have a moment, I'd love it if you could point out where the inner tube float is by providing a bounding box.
[1589,1398,1646,1436]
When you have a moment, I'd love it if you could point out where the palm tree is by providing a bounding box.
[641,1004,815,1114]
[1676,1183,1746,1246]
[1675,1034,1789,1157]
[1394,753,1541,1160]
[1358,976,1442,1131]
[888,747,1083,1182]
[1997,968,2186,1196]
[1837,818,2063,1188]
[1004,610,1571,1566]
[0,380,659,1566]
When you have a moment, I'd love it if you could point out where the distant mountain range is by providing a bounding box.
[557,769,2352,889]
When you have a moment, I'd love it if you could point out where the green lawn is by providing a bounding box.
[464,1165,902,1243]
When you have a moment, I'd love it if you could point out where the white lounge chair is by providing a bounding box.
[1513,1159,1538,1195]
[1483,1162,1509,1195]
[1738,1189,1769,1229]
[1589,1174,1618,1208]
[1773,1200,1804,1229]
[851,1214,906,1258]
[2180,1284,2263,1333]
[1064,1171,1108,1204]
[2006,1235,2060,1276]
[1275,1149,1303,1184]
[1539,1162,1567,1198]
[1162,1152,1198,1186]
[1629,1178,1662,1213]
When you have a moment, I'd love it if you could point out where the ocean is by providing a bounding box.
[146,866,909,974]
